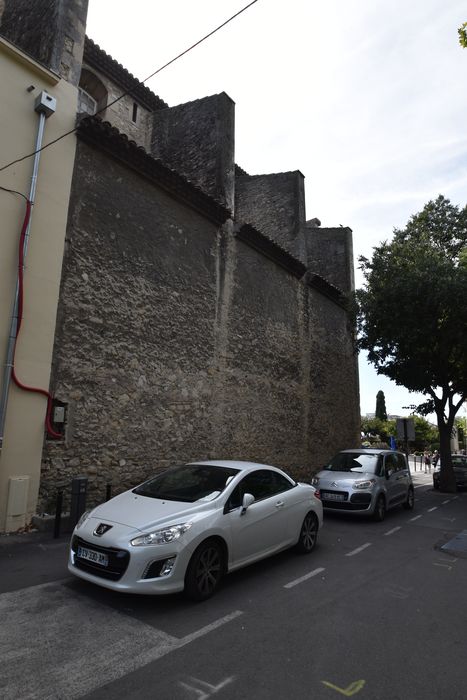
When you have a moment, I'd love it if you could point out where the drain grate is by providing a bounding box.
[441,530,467,556]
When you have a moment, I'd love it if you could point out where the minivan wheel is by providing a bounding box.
[184,539,224,602]
[296,512,318,553]
[403,487,414,510]
[373,495,386,522]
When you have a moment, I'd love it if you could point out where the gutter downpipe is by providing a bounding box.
[0,91,56,450]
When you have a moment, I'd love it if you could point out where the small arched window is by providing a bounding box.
[77,68,108,116]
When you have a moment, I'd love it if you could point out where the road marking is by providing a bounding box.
[322,679,366,696]
[427,507,437,512]
[384,526,401,536]
[414,484,427,489]
[384,584,412,599]
[409,515,422,521]
[433,562,452,570]
[442,500,450,504]
[179,676,235,699]
[346,543,371,557]
[0,581,243,699]
[284,567,325,589]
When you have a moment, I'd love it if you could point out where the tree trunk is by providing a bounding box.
[438,420,457,493]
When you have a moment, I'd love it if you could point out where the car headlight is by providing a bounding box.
[130,522,193,547]
[76,509,93,529]
[352,479,376,490]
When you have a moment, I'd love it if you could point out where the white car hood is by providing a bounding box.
[88,490,216,530]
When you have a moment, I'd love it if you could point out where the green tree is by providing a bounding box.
[455,414,466,452]
[361,416,395,445]
[412,415,439,451]
[356,196,467,492]
[375,390,388,421]
[459,22,467,48]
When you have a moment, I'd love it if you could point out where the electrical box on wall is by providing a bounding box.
[48,398,68,439]
[34,91,56,117]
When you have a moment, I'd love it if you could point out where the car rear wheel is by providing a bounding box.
[403,487,414,510]
[296,512,318,553]
[373,495,386,522]
[184,539,224,601]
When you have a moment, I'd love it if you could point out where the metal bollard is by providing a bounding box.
[105,483,112,502]
[53,490,63,539]
[69,476,88,531]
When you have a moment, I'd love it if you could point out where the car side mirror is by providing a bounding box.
[241,493,255,515]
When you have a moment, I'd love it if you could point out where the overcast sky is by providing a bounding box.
[86,0,467,420]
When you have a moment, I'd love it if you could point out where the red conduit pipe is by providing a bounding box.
[11,198,62,439]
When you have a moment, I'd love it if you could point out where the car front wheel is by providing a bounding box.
[373,495,386,522]
[184,539,224,602]
[296,512,319,553]
[403,487,414,510]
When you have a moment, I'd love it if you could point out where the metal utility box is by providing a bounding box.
[7,476,30,516]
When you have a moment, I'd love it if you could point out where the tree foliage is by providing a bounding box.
[356,196,467,490]
[375,390,388,421]
[361,415,438,451]
[459,22,467,48]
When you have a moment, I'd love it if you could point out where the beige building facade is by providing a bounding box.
[0,36,78,531]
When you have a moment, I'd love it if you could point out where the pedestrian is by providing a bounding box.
[432,450,439,468]
[424,451,431,473]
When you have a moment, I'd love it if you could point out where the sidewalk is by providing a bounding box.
[0,529,70,594]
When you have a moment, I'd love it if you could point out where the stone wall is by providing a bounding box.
[79,61,153,149]
[151,93,235,212]
[0,0,88,85]
[235,171,306,261]
[305,224,355,294]
[40,136,360,510]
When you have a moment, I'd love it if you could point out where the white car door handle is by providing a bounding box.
[275,501,284,508]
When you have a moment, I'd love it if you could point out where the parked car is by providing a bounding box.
[433,454,467,490]
[312,449,414,521]
[69,460,323,600]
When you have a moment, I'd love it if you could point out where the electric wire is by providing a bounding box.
[0,0,259,173]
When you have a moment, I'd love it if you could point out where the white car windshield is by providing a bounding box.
[324,452,382,474]
[133,464,240,502]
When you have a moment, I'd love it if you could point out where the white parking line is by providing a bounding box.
[414,484,428,489]
[409,515,422,522]
[427,507,438,512]
[284,567,325,589]
[346,543,372,557]
[442,500,450,504]
[0,582,244,699]
[384,527,401,536]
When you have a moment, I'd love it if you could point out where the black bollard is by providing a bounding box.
[53,490,63,539]
[69,476,88,531]
[105,483,112,502]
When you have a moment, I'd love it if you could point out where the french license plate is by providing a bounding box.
[323,492,345,501]
[77,546,109,567]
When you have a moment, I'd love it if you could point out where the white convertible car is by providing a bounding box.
[69,460,323,600]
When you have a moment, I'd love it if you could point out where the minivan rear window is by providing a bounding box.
[324,452,382,474]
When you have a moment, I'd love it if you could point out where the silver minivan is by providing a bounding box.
[312,449,414,521]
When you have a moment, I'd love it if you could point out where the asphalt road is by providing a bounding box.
[1,471,466,700]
